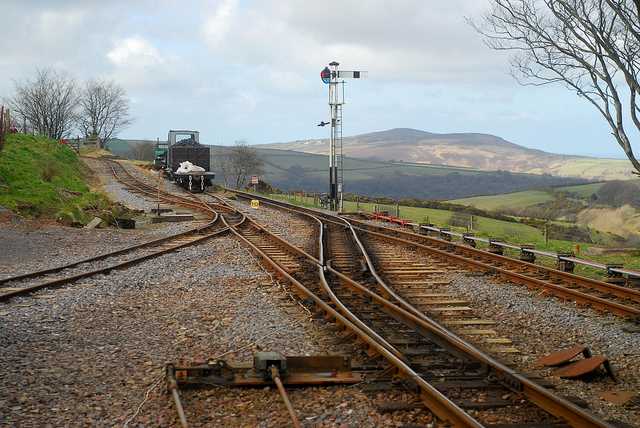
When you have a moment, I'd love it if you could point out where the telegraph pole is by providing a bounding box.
[320,62,366,212]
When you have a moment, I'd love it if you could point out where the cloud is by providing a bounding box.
[202,0,238,47]
[201,0,504,83]
[107,36,165,67]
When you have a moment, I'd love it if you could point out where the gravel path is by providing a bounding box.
[0,234,438,427]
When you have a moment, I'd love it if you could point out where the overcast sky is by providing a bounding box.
[0,0,633,158]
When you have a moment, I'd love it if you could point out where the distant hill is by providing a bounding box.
[104,137,587,200]
[209,145,585,200]
[259,128,634,181]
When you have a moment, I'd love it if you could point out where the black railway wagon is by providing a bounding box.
[168,138,211,173]
[165,130,214,193]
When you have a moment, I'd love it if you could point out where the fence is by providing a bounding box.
[0,106,9,152]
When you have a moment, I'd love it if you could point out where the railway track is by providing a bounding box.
[211,193,612,428]
[348,218,640,319]
[0,160,235,302]
[230,190,640,321]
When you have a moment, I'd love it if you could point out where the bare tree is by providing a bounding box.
[212,150,234,187]
[132,142,156,161]
[472,0,640,175]
[77,79,132,148]
[226,141,265,189]
[7,69,78,139]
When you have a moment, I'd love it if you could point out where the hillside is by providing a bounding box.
[0,133,126,225]
[260,128,634,181]
[104,138,586,199]
[209,145,585,200]
[450,181,640,241]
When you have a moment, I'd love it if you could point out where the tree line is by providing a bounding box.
[4,68,132,146]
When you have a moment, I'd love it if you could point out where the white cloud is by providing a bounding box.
[107,36,164,67]
[200,0,504,83]
[202,0,238,47]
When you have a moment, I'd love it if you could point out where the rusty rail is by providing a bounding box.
[0,160,234,301]
[213,192,612,427]
[228,190,640,320]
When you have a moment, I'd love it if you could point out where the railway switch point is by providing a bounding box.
[488,239,504,255]
[462,234,477,247]
[166,352,360,426]
[605,264,626,285]
[520,245,536,263]
[556,253,576,273]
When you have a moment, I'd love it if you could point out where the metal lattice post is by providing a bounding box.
[320,62,366,212]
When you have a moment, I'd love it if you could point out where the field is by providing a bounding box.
[531,157,634,181]
[449,181,610,211]
[450,190,555,211]
[556,182,606,197]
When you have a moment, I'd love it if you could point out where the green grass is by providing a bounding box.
[0,133,125,225]
[450,190,555,211]
[555,182,606,198]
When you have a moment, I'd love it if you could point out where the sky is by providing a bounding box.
[0,0,634,158]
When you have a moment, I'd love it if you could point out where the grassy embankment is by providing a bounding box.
[266,193,640,276]
[0,133,127,225]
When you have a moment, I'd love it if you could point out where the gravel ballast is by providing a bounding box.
[445,273,640,426]
[1,233,438,427]
[215,204,640,425]
[223,196,317,254]
[1,184,437,426]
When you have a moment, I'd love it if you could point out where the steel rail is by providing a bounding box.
[408,222,640,279]
[349,220,640,318]
[214,193,611,428]
[354,218,640,303]
[0,222,232,301]
[107,160,217,215]
[234,190,637,284]
[211,198,408,363]
[217,211,483,428]
[228,190,640,319]
[0,221,218,286]
[0,160,231,301]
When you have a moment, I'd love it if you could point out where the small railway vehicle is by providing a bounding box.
[154,130,215,192]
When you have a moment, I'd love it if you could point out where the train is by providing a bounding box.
[154,130,215,192]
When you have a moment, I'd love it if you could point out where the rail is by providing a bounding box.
[226,190,640,320]
[216,190,613,427]
[368,211,640,281]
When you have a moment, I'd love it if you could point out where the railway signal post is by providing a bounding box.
[320,62,366,211]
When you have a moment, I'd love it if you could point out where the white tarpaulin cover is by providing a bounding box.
[175,161,205,174]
